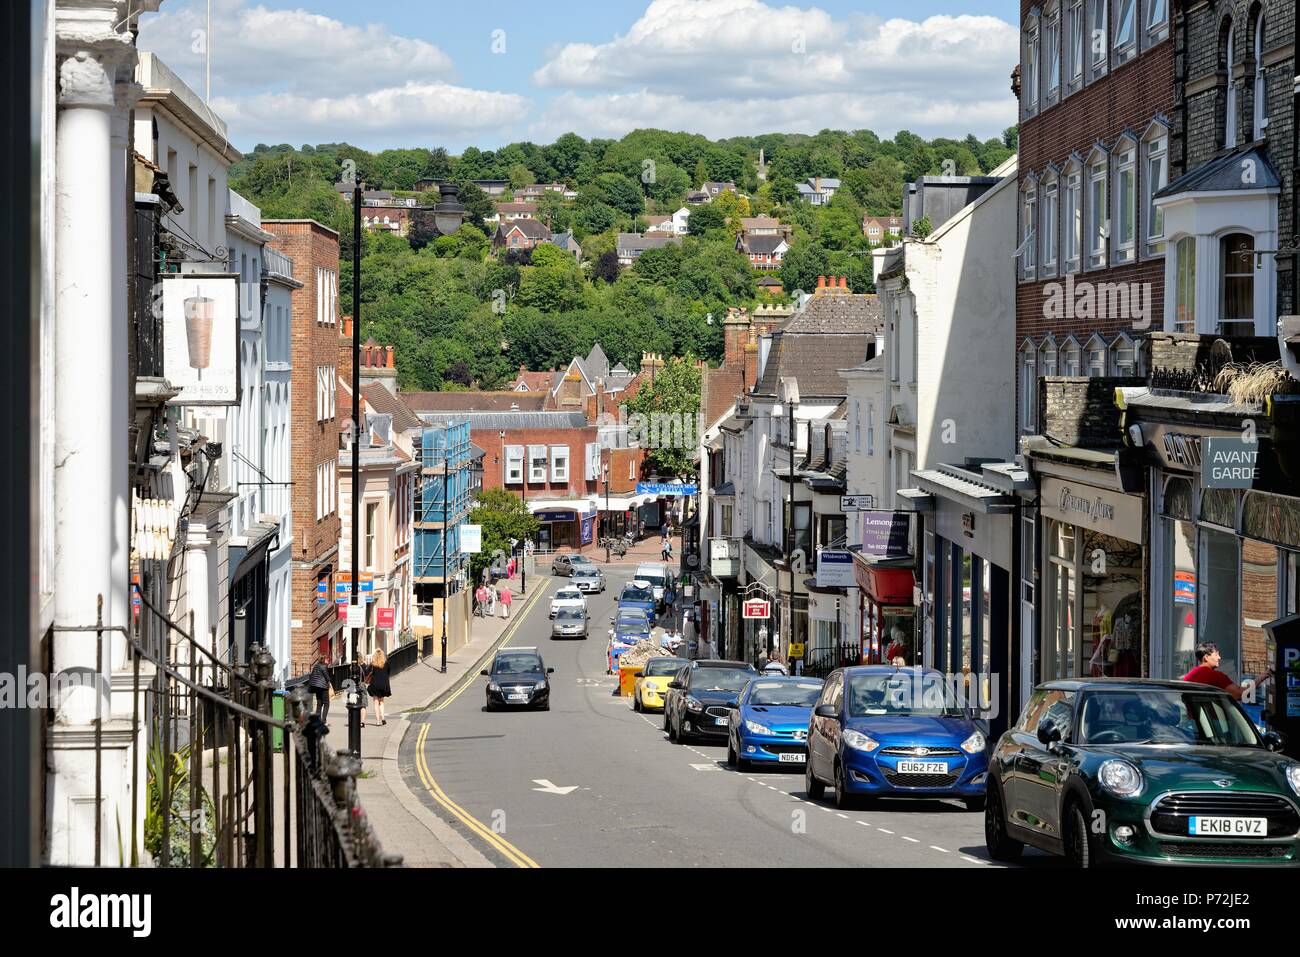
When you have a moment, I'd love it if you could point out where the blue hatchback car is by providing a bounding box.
[727,675,824,770]
[806,666,989,811]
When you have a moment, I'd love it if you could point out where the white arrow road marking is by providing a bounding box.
[531,779,579,795]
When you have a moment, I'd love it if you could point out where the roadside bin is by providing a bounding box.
[271,690,286,753]
[619,663,644,697]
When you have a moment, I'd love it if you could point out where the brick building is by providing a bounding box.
[1014,0,1178,684]
[264,219,345,672]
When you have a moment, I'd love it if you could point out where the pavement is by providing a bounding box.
[349,561,1063,869]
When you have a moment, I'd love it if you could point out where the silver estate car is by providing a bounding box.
[551,607,589,639]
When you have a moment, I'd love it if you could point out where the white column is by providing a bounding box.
[109,76,133,646]
[185,523,214,679]
[49,1,138,866]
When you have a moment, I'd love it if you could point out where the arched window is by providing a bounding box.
[1224,22,1238,148]
[1061,336,1081,375]
[1220,233,1255,336]
[1252,11,1267,139]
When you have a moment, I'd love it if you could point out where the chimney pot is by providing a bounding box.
[816,275,826,290]
[387,345,395,369]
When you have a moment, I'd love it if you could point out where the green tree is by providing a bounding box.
[467,488,541,581]
[779,241,831,296]
[625,356,701,477]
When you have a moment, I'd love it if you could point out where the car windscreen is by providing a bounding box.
[846,672,964,717]
[691,669,754,693]
[571,568,598,578]
[621,588,653,603]
[638,573,666,588]
[644,658,686,676]
[492,654,543,675]
[555,608,584,621]
[1077,689,1259,747]
[748,680,823,707]
[556,590,582,600]
[568,555,592,564]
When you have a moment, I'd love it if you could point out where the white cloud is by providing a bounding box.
[136,0,525,146]
[532,1,1018,137]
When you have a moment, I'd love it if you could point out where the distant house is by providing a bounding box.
[413,178,439,192]
[795,176,840,205]
[488,201,539,227]
[493,218,552,252]
[757,275,784,296]
[702,181,738,201]
[616,232,682,267]
[514,183,570,203]
[738,216,792,240]
[471,179,509,197]
[547,230,583,261]
[685,189,710,204]
[735,232,789,270]
[644,207,690,235]
[862,215,903,242]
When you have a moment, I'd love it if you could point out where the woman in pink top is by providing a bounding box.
[499,587,512,618]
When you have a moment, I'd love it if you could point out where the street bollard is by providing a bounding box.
[344,681,362,756]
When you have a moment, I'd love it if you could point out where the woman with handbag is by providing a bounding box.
[368,648,392,726]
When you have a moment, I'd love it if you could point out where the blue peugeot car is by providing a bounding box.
[806,666,989,811]
[727,675,824,770]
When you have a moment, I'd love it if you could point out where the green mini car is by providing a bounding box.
[986,678,1300,867]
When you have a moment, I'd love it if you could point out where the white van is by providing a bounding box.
[634,563,669,607]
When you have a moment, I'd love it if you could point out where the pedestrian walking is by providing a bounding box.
[661,538,672,562]
[487,586,497,617]
[355,654,373,725]
[507,556,516,579]
[474,584,487,617]
[367,648,392,726]
[500,586,512,618]
[307,654,332,722]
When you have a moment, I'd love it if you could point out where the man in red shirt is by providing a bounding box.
[1181,642,1245,700]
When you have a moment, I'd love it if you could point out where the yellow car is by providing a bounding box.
[633,656,688,712]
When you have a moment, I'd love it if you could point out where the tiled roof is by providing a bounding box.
[400,390,548,413]
[783,291,882,334]
[742,234,787,255]
[496,219,551,240]
[1155,143,1281,198]
[420,410,590,430]
[362,383,423,433]
[753,330,875,399]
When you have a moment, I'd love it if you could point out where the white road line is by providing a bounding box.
[877,827,894,834]
[836,813,849,819]
[901,836,920,843]
[930,845,949,853]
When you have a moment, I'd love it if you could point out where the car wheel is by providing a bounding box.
[667,712,679,741]
[662,709,670,733]
[806,753,826,800]
[676,715,692,744]
[633,691,642,712]
[984,783,1024,861]
[1065,801,1095,868]
[726,737,737,766]
[964,796,987,812]
[833,760,856,810]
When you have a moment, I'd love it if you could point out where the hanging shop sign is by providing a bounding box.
[860,511,912,558]
[815,549,855,588]
[162,273,240,406]
[742,598,771,619]
[840,494,875,511]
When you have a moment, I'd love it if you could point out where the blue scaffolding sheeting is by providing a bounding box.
[414,420,473,581]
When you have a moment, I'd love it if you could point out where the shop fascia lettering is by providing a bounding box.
[1057,486,1116,523]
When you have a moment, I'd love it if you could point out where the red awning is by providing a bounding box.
[854,563,913,605]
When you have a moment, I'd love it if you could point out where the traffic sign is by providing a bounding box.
[742,598,771,619]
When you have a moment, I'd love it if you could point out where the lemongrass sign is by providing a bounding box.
[162,273,240,406]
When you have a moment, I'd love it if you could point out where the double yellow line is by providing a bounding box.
[413,721,539,868]
[410,581,550,868]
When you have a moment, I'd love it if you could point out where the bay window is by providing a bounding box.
[1220,233,1255,336]
[528,445,548,483]
[1021,182,1037,280]
[504,445,524,484]
[1061,336,1081,375]
[1039,337,1058,377]
[549,445,569,483]
[1173,237,1196,332]
[1019,340,1037,433]
[1086,334,1107,376]
[1024,17,1040,116]
[1109,333,1136,376]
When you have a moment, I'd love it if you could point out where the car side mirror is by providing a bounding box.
[1262,729,1286,752]
[547,667,555,674]
[1036,718,1063,748]
[814,704,838,719]
[480,669,489,676]
[668,681,682,689]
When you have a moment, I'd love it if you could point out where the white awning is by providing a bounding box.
[528,498,599,518]
[599,493,652,511]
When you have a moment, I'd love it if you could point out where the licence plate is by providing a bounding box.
[508,694,528,702]
[897,761,948,774]
[778,752,806,763]
[1189,816,1267,837]
[714,717,727,725]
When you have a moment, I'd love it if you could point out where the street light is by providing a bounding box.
[603,462,611,564]
[776,377,800,663]
[501,428,526,596]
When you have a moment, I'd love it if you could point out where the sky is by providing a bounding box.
[137,0,1023,153]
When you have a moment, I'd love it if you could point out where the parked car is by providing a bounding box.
[633,562,668,608]
[549,586,586,619]
[570,566,605,594]
[551,607,588,640]
[611,606,652,629]
[482,648,554,711]
[551,553,595,577]
[806,666,989,811]
[663,660,759,744]
[728,676,824,770]
[633,656,688,713]
[617,581,656,618]
[985,678,1300,867]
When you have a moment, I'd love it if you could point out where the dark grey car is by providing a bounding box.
[551,606,588,640]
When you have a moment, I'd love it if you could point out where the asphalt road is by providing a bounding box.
[401,564,1059,868]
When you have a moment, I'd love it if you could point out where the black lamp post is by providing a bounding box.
[603,463,611,564]
[778,378,800,661]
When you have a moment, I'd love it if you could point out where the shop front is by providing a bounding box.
[532,502,598,552]
[853,560,915,667]
[1036,476,1145,681]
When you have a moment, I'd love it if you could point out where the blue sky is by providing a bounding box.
[138,0,1022,152]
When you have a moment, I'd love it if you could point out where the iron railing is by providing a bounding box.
[49,591,399,868]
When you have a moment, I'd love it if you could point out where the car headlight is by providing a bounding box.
[685,696,703,711]
[1285,764,1300,796]
[488,682,500,692]
[745,719,774,736]
[1098,759,1143,798]
[960,730,986,754]
[842,729,879,752]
